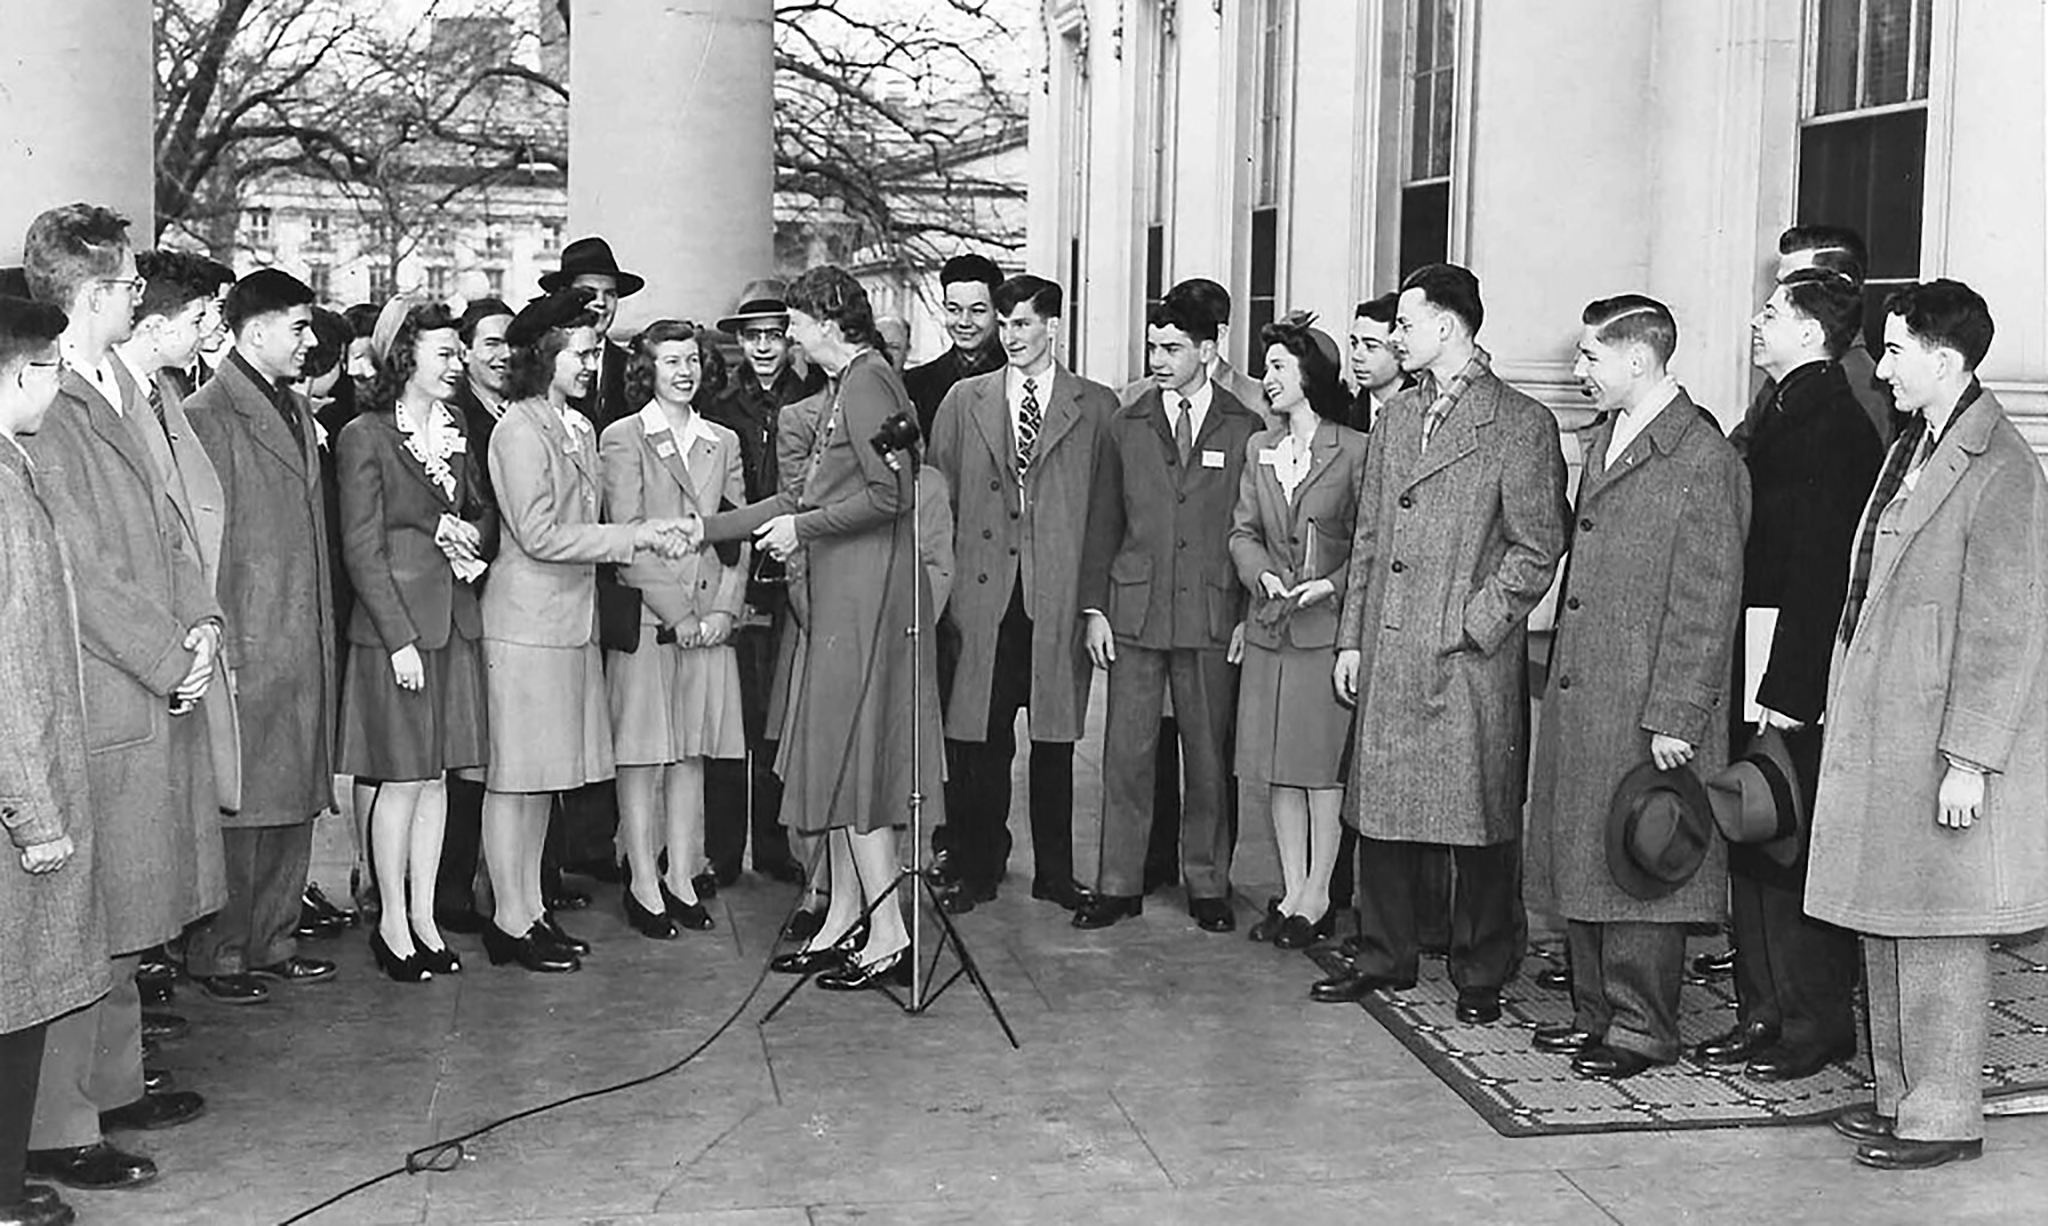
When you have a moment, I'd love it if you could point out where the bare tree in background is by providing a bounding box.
[153,0,1024,268]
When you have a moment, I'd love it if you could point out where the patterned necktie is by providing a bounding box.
[1173,395,1193,464]
[1016,377,1041,479]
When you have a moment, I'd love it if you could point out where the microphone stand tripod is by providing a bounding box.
[759,427,1017,1047]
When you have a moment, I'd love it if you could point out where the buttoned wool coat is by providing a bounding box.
[186,356,337,827]
[1806,388,2048,936]
[1337,364,1569,846]
[1527,391,1750,923]
[25,370,227,950]
[929,364,1113,742]
[0,441,112,1033]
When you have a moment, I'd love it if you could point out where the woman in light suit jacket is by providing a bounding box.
[480,290,686,973]
[335,300,499,981]
[1228,315,1368,949]
[599,321,748,940]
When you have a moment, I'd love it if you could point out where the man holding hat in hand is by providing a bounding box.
[1526,294,1748,1080]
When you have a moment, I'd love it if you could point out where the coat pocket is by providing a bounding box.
[1108,551,1152,639]
[81,654,154,752]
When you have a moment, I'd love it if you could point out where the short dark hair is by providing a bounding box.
[1400,263,1484,336]
[305,307,352,381]
[0,296,68,377]
[134,250,226,322]
[458,297,513,345]
[1779,224,1869,285]
[1147,294,1218,345]
[22,203,131,309]
[1259,316,1348,422]
[1165,278,1232,328]
[1354,292,1398,326]
[939,253,1003,293]
[1885,279,1994,371]
[223,269,314,334]
[994,274,1062,320]
[368,302,461,409]
[786,265,882,349]
[1583,294,1678,366]
[1777,268,1865,360]
[626,318,700,407]
[344,302,382,339]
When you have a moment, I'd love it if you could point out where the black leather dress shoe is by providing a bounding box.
[1455,988,1502,1025]
[927,849,963,887]
[481,922,579,973]
[295,900,346,941]
[192,973,269,1004]
[757,858,809,886]
[25,1143,157,1191]
[1534,965,1571,992]
[1189,898,1235,933]
[99,1090,205,1132]
[1746,1041,1855,1082]
[691,871,721,899]
[771,944,851,975]
[1855,1137,1983,1170]
[1571,1044,1664,1080]
[536,914,592,955]
[0,1190,73,1226]
[781,902,828,943]
[1532,1024,1601,1054]
[1309,971,1414,1003]
[1030,879,1083,911]
[249,955,337,984]
[141,1067,173,1095]
[140,1010,188,1041]
[1830,1104,1896,1142]
[1691,948,1737,978]
[1072,894,1143,929]
[1689,1020,1779,1066]
[543,886,591,912]
[303,882,357,928]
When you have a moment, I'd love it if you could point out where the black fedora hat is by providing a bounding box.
[716,277,791,334]
[1705,727,1806,868]
[1606,761,1716,900]
[539,236,645,297]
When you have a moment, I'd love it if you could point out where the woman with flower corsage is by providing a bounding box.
[335,298,498,982]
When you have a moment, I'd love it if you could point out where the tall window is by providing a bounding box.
[485,227,507,258]
[367,265,394,302]
[485,267,505,297]
[1144,4,1179,315]
[1246,0,1292,374]
[426,265,450,299]
[1399,0,1455,276]
[306,211,331,251]
[1798,0,1932,346]
[307,263,331,301]
[244,206,273,247]
[540,218,563,254]
[1060,28,1090,360]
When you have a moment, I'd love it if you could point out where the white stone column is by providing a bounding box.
[569,0,775,332]
[0,0,155,260]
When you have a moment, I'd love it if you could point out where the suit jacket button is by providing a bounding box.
[1558,676,1572,690]
[982,528,993,539]
[1399,495,1414,510]
[1566,596,1581,611]
[990,479,1000,491]
[977,574,988,583]
[1390,560,1405,574]
[1579,517,1594,531]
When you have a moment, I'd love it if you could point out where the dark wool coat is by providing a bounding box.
[23,371,227,949]
[0,441,112,1031]
[1527,391,1750,923]
[1337,365,1569,846]
[1806,389,2048,936]
[186,355,337,827]
[928,364,1112,743]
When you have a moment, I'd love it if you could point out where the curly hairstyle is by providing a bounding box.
[1260,316,1349,422]
[504,306,599,402]
[625,318,700,408]
[785,265,882,350]
[367,301,461,410]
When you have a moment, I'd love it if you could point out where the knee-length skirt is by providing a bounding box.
[336,633,489,782]
[1235,641,1349,788]
[606,626,745,766]
[483,638,615,793]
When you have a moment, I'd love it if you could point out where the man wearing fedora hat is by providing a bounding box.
[1527,294,1748,1080]
[542,236,643,432]
[701,278,824,888]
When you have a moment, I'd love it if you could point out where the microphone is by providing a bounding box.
[869,411,922,473]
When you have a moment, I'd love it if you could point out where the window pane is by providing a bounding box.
[1248,208,1279,377]
[1410,69,1434,179]
[1862,0,1915,107]
[1912,0,1932,98]
[1797,106,1926,281]
[1399,180,1450,277]
[1435,0,1456,72]
[1431,69,1456,179]
[1146,223,1165,306]
[1814,0,1859,116]
[1413,0,1435,74]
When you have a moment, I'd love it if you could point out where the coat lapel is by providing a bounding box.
[1578,389,1701,508]
[635,403,700,506]
[64,372,159,493]
[969,374,1019,491]
[1861,394,2001,613]
[1402,378,1495,492]
[222,360,310,480]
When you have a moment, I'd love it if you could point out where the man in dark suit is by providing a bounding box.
[1074,294,1262,932]
[904,253,1006,437]
[1346,292,1404,433]
[1689,270,1883,1080]
[700,279,824,889]
[927,275,1114,913]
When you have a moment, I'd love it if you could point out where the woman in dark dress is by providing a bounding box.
[335,301,497,981]
[697,267,944,990]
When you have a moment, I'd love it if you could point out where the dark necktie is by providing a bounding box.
[1017,377,1041,479]
[1173,395,1193,465]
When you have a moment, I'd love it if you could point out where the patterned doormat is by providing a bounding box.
[1310,937,2048,1137]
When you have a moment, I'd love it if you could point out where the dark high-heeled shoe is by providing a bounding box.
[535,913,591,956]
[624,891,678,940]
[771,944,850,975]
[816,944,912,991]
[369,929,431,983]
[413,937,461,976]
[1273,910,1334,951]
[781,897,829,944]
[1248,897,1284,943]
[481,921,579,973]
[658,881,715,931]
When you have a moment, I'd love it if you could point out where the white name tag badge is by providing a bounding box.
[1201,449,1226,469]
[655,440,678,458]
[1256,447,1282,467]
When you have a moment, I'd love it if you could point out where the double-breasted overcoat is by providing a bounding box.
[928,364,1112,742]
[1336,363,1569,846]
[186,354,337,827]
[1526,390,1750,923]
[1806,388,2048,936]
